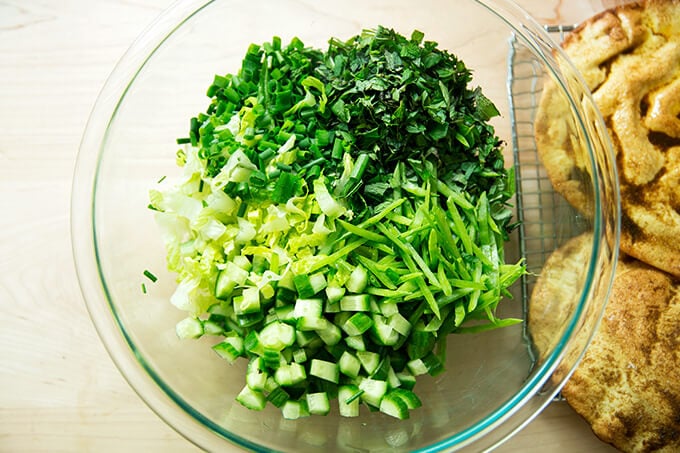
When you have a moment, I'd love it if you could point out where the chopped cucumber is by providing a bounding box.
[359,378,388,407]
[212,336,244,363]
[388,312,411,336]
[341,312,373,336]
[294,298,323,319]
[316,322,342,346]
[267,385,291,408]
[345,334,366,352]
[407,358,429,376]
[175,317,203,339]
[274,362,307,386]
[236,385,267,411]
[338,351,361,379]
[345,265,369,293]
[259,321,295,350]
[356,350,381,375]
[292,347,307,364]
[215,262,249,299]
[282,400,310,420]
[325,285,346,304]
[391,388,422,409]
[306,392,331,416]
[339,294,371,312]
[371,314,400,346]
[396,370,417,390]
[294,273,328,298]
[246,357,267,391]
[234,287,260,315]
[310,359,340,384]
[379,392,410,419]
[338,385,361,417]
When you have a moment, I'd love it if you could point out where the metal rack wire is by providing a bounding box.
[506,26,589,389]
[507,25,577,309]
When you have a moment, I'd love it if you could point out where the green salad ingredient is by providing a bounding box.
[149,26,525,420]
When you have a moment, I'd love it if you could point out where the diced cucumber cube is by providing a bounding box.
[295,329,320,347]
[379,393,409,419]
[338,385,361,417]
[293,298,323,319]
[306,392,331,416]
[325,285,346,304]
[236,385,266,411]
[342,312,373,336]
[294,272,328,298]
[310,359,339,384]
[212,336,243,363]
[274,363,306,386]
[215,262,249,299]
[202,320,223,336]
[371,315,399,346]
[292,348,307,363]
[339,351,361,379]
[407,358,428,376]
[391,388,422,409]
[357,350,380,375]
[266,386,290,408]
[317,322,342,346]
[282,400,310,420]
[340,294,371,312]
[246,357,267,391]
[259,321,295,351]
[396,370,417,390]
[345,334,366,352]
[346,265,368,293]
[359,378,388,407]
[379,302,399,317]
[297,316,329,331]
[175,317,203,339]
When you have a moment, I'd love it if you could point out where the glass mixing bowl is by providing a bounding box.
[71,0,620,451]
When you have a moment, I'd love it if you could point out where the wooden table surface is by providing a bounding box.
[1,1,622,451]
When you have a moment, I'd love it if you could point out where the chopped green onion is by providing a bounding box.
[143,269,158,283]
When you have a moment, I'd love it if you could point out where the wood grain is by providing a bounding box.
[0,0,618,451]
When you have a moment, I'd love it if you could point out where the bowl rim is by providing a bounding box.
[71,0,621,451]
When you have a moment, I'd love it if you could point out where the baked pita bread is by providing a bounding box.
[535,0,680,278]
[527,234,609,384]
[562,257,680,452]
[528,234,680,452]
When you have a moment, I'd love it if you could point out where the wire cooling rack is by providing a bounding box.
[507,25,577,310]
[506,25,591,386]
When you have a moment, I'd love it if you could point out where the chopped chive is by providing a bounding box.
[143,270,158,283]
[344,388,364,404]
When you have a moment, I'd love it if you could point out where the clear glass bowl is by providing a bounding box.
[71,0,620,451]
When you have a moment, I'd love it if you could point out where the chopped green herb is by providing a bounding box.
[143,270,158,283]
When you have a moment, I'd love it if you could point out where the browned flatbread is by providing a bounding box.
[527,234,595,368]
[562,258,680,452]
[527,234,609,384]
[535,0,680,278]
[528,234,680,452]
